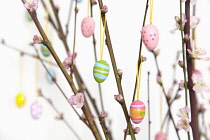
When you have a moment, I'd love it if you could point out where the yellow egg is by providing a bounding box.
[16,93,26,107]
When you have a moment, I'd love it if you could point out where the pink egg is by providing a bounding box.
[155,132,167,140]
[81,17,95,38]
[130,100,146,124]
[141,24,159,50]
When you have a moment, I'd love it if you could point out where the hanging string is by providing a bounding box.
[99,11,106,60]
[19,53,23,92]
[150,0,154,24]
[160,87,163,131]
[35,58,39,101]
[88,0,91,17]
[136,57,143,100]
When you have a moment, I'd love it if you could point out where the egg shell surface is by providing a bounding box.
[93,60,110,83]
[130,100,146,124]
[141,24,159,50]
[81,17,95,38]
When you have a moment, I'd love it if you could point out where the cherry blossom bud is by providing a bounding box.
[154,48,160,56]
[99,111,107,119]
[134,127,140,134]
[33,35,43,44]
[101,5,108,14]
[114,94,124,103]
[157,75,162,85]
[184,34,190,42]
[117,69,123,76]
[178,60,184,68]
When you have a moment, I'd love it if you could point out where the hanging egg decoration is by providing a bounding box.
[77,0,83,3]
[45,69,56,84]
[31,101,43,120]
[81,17,95,38]
[41,44,51,57]
[93,60,110,83]
[155,132,167,140]
[16,92,26,108]
[141,24,159,50]
[130,100,146,124]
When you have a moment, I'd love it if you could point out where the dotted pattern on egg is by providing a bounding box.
[81,17,95,38]
[141,24,159,50]
[31,101,42,120]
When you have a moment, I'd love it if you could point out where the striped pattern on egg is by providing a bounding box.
[130,100,146,124]
[141,24,159,50]
[41,44,51,57]
[81,17,95,38]
[93,60,110,83]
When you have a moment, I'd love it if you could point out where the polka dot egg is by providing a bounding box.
[31,101,42,120]
[81,17,95,38]
[16,92,26,108]
[41,44,51,57]
[45,69,56,84]
[130,100,146,124]
[141,24,159,50]
[93,60,110,83]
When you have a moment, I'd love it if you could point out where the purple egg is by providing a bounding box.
[31,101,42,120]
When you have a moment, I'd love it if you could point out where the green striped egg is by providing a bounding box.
[41,44,51,57]
[93,60,110,83]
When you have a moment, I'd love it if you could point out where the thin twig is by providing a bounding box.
[20,1,102,138]
[97,0,136,139]
[40,91,82,140]
[65,0,74,36]
[184,1,200,139]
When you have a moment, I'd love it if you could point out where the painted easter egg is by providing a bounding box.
[31,101,42,120]
[130,100,146,124]
[77,0,83,3]
[41,44,51,57]
[16,92,26,108]
[141,24,159,50]
[155,132,167,140]
[93,60,110,83]
[45,69,56,84]
[81,17,95,38]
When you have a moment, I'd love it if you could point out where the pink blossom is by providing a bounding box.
[182,0,197,5]
[170,14,186,34]
[114,94,123,101]
[190,16,200,29]
[24,0,39,12]
[187,40,210,61]
[133,127,140,134]
[177,117,191,132]
[62,56,76,69]
[177,106,190,118]
[74,93,84,108]
[192,73,210,98]
[100,111,107,118]
[68,95,76,105]
[33,35,43,44]
[155,132,167,140]
[170,14,200,34]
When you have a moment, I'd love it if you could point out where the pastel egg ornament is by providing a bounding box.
[16,92,26,108]
[155,132,167,140]
[81,17,95,38]
[31,101,42,120]
[45,69,56,84]
[141,24,159,50]
[130,100,146,124]
[77,0,83,3]
[93,60,110,83]
[41,44,51,57]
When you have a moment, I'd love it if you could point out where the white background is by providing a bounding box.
[0,0,210,140]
